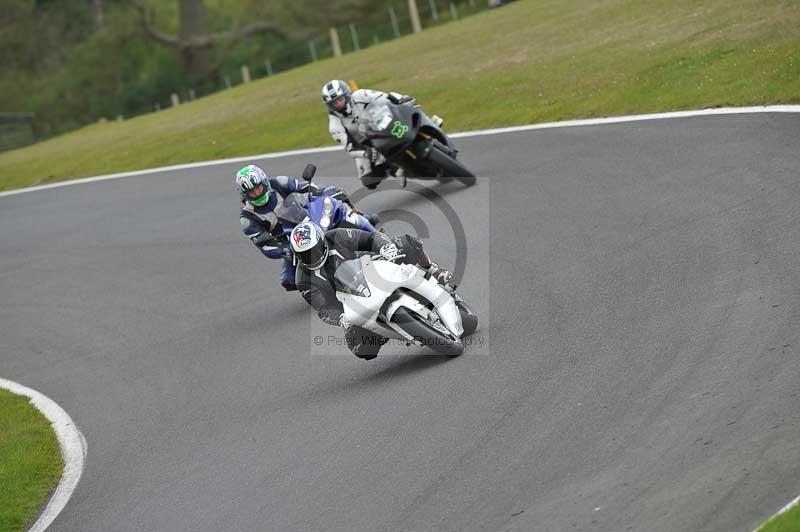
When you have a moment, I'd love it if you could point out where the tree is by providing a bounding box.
[132,0,286,80]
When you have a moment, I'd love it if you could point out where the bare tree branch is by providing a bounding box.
[176,22,288,48]
[131,0,180,47]
[131,1,286,49]
[208,21,286,73]
[130,0,290,79]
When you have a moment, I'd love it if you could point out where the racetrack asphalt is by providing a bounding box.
[1,112,798,532]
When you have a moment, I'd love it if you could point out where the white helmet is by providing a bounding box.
[290,222,328,270]
[321,79,353,117]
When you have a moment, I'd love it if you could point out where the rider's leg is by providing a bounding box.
[280,257,297,291]
[357,156,392,190]
[356,156,381,190]
[393,234,454,285]
[344,325,383,360]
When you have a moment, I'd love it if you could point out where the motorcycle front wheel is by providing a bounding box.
[456,299,479,337]
[391,307,464,356]
[426,142,477,186]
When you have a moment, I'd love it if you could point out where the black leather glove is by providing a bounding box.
[252,232,280,248]
[364,146,381,164]
[388,92,416,106]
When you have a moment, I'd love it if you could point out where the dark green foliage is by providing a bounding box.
[0,0,387,142]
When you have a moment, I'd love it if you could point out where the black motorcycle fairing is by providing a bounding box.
[359,102,466,178]
[274,193,309,227]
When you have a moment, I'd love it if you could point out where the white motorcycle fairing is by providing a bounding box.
[335,256,464,341]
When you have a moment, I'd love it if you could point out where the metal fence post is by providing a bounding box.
[450,2,458,19]
[223,76,231,89]
[171,93,180,107]
[329,27,343,57]
[241,65,251,83]
[309,40,318,61]
[428,0,439,22]
[389,7,401,38]
[407,0,423,33]
[349,23,360,50]
[264,60,273,76]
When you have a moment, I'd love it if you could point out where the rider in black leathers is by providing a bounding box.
[291,223,452,360]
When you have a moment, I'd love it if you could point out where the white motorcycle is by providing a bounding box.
[334,254,478,356]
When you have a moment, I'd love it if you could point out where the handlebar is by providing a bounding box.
[252,232,285,248]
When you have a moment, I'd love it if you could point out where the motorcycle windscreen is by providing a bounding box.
[274,193,309,226]
[367,103,417,157]
[334,259,371,297]
[366,103,394,133]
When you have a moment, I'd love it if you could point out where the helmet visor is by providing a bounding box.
[332,95,348,111]
[247,183,270,206]
[296,241,327,269]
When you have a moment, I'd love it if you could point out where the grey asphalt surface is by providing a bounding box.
[2,113,799,532]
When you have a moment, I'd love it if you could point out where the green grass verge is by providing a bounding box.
[759,501,800,532]
[0,389,63,532]
[1,0,798,190]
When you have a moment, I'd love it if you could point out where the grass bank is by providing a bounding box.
[0,389,62,532]
[758,499,800,532]
[1,0,798,190]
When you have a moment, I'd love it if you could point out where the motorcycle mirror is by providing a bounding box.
[302,164,316,182]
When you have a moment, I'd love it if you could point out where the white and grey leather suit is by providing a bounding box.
[328,89,415,178]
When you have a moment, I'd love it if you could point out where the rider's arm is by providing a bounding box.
[365,231,427,265]
[272,172,349,204]
[296,270,344,326]
[366,231,395,253]
[320,185,352,205]
[328,115,353,149]
[270,175,319,197]
[357,87,414,106]
[240,211,265,239]
[329,114,368,161]
[386,91,415,106]
[240,211,285,259]
[357,88,388,101]
[327,227,391,254]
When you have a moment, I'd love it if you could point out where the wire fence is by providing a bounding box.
[139,0,492,116]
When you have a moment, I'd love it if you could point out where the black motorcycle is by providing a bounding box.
[358,102,476,187]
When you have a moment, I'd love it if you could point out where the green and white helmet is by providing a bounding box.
[235,165,272,206]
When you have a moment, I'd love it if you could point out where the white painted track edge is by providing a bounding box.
[0,378,87,532]
[1,105,799,199]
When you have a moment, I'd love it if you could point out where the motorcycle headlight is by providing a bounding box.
[320,197,333,229]
[338,283,371,298]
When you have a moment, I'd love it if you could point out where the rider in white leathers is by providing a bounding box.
[322,79,442,189]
